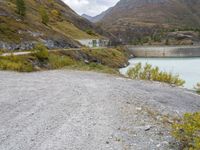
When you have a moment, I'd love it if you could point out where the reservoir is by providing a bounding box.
[120,58,200,89]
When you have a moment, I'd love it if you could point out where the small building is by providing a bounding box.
[77,39,109,48]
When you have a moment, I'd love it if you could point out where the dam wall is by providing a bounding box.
[127,45,200,57]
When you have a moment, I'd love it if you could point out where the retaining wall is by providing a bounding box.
[127,46,200,57]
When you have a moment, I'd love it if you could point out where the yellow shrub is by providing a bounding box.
[172,112,200,150]
[33,43,49,60]
[48,54,75,69]
[127,63,185,86]
[0,55,34,72]
[51,10,60,17]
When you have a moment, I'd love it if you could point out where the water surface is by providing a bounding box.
[120,58,200,89]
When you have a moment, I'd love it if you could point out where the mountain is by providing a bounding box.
[82,8,112,23]
[98,0,200,44]
[0,0,110,50]
[82,14,94,22]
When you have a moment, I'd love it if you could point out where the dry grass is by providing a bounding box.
[0,0,98,44]
[0,47,126,74]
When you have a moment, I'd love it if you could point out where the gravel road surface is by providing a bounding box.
[0,70,199,150]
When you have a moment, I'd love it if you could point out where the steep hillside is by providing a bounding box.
[98,0,200,44]
[0,0,109,50]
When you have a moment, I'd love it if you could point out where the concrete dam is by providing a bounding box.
[127,45,200,57]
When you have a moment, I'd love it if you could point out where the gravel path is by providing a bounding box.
[0,70,199,150]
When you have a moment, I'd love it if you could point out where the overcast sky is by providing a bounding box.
[62,0,119,17]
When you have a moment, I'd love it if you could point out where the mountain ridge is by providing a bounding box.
[82,7,112,23]
[97,0,200,44]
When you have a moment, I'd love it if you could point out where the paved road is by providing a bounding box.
[0,70,199,150]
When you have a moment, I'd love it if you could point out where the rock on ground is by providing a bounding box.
[0,70,199,150]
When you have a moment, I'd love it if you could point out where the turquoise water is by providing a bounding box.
[120,58,200,89]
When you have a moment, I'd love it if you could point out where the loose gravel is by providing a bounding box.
[0,70,199,150]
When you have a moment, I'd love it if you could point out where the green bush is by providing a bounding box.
[172,112,200,150]
[127,63,185,86]
[48,54,75,69]
[33,43,49,60]
[39,6,49,25]
[85,29,96,36]
[16,0,26,17]
[194,83,200,94]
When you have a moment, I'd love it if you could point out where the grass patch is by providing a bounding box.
[0,21,21,43]
[127,63,185,86]
[48,54,75,69]
[82,48,128,68]
[66,62,118,75]
[52,21,98,39]
[171,112,200,150]
[32,43,49,60]
[0,55,34,72]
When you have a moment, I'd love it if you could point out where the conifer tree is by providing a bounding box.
[16,0,26,17]
[40,6,49,25]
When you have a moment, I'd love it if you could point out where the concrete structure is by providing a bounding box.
[127,45,200,57]
[77,39,109,48]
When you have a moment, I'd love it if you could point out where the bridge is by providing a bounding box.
[126,45,200,57]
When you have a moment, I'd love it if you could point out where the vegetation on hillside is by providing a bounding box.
[16,0,26,17]
[0,54,34,72]
[0,0,102,48]
[99,0,200,44]
[130,27,200,46]
[0,45,127,74]
[127,63,185,86]
[194,83,200,94]
[82,48,128,68]
[85,29,97,36]
[39,6,49,25]
[32,43,49,60]
[172,112,200,150]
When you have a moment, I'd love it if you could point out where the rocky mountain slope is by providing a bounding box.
[97,0,200,44]
[0,0,110,50]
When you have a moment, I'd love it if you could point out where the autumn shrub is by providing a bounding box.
[48,54,75,69]
[51,9,62,21]
[33,43,49,60]
[0,55,34,72]
[172,112,200,150]
[39,6,49,25]
[127,63,185,86]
